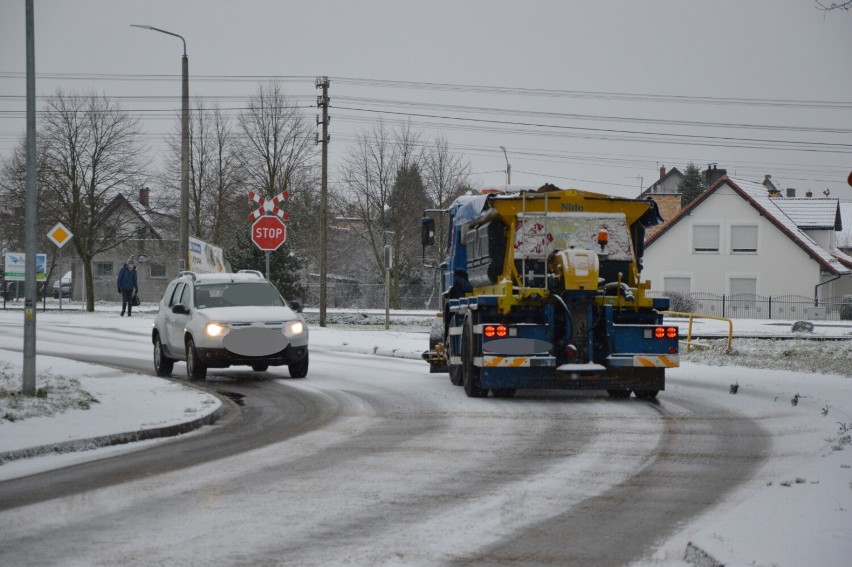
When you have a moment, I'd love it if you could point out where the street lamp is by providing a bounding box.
[499,146,511,186]
[131,24,189,270]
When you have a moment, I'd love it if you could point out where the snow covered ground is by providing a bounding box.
[0,305,850,566]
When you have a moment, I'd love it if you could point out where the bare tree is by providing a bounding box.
[235,82,317,281]
[2,90,147,310]
[164,101,244,250]
[421,135,471,305]
[422,135,471,251]
[337,119,450,307]
[238,82,316,198]
[816,1,852,10]
[0,140,56,289]
[338,118,400,282]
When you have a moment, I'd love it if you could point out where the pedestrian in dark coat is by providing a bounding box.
[117,258,139,317]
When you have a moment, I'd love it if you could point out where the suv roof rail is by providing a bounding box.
[237,269,265,279]
[178,270,197,281]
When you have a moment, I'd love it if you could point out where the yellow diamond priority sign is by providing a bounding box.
[47,222,73,248]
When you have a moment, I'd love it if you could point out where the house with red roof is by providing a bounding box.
[642,176,852,318]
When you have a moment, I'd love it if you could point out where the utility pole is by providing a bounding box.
[500,146,511,186]
[23,0,37,395]
[180,45,189,270]
[316,77,330,327]
[130,25,189,269]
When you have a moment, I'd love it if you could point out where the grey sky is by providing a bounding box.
[2,0,851,200]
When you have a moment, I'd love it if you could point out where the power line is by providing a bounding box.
[2,71,851,109]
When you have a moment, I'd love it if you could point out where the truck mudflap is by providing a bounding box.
[606,355,680,368]
[478,355,556,368]
[479,365,666,393]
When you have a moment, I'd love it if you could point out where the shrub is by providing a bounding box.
[840,296,852,321]
[666,291,698,313]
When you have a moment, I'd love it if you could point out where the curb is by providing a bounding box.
[0,401,225,466]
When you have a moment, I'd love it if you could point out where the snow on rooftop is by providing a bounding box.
[773,198,840,229]
[728,177,851,274]
[838,202,852,248]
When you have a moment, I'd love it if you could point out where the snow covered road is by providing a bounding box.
[1,349,768,565]
[1,311,850,565]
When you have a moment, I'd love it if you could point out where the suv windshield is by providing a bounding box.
[194,282,285,309]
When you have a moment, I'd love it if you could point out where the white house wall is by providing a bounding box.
[643,185,822,298]
[802,228,834,251]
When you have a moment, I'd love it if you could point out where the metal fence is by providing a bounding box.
[652,291,852,321]
[302,284,851,321]
[303,283,438,311]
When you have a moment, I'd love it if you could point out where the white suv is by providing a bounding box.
[152,270,309,380]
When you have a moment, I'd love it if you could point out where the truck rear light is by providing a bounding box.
[651,326,679,339]
[669,346,678,354]
[565,344,578,361]
[484,325,509,338]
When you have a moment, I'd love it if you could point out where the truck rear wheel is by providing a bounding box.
[462,315,487,398]
[492,389,516,398]
[448,337,463,386]
[607,389,631,399]
[634,390,659,400]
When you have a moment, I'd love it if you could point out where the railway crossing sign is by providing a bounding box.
[248,190,289,222]
[251,215,287,251]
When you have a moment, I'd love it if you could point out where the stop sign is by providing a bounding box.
[251,215,287,251]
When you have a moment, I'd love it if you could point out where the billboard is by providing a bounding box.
[188,237,227,274]
[4,253,47,282]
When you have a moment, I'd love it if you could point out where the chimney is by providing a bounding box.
[806,191,813,198]
[139,187,150,207]
[659,165,666,180]
[703,164,727,187]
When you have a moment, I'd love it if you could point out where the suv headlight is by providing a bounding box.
[205,322,229,337]
[284,320,305,336]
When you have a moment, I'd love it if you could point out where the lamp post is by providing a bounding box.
[500,146,511,186]
[131,24,189,270]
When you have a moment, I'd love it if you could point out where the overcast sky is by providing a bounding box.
[2,0,851,201]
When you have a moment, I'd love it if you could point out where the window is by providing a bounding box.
[169,282,187,307]
[150,263,167,278]
[729,277,757,309]
[692,224,720,253]
[731,225,758,253]
[663,277,691,295]
[95,262,113,276]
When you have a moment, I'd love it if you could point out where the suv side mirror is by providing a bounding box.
[289,300,303,313]
[172,304,189,315]
[421,217,436,246]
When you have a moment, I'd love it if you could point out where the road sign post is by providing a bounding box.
[47,223,73,310]
[251,215,287,251]
[251,215,287,280]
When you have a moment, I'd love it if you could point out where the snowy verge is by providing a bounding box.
[0,352,222,463]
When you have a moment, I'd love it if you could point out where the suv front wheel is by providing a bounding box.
[288,351,309,378]
[154,334,175,377]
[186,337,208,381]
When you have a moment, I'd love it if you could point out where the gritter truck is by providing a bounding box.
[421,184,679,399]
